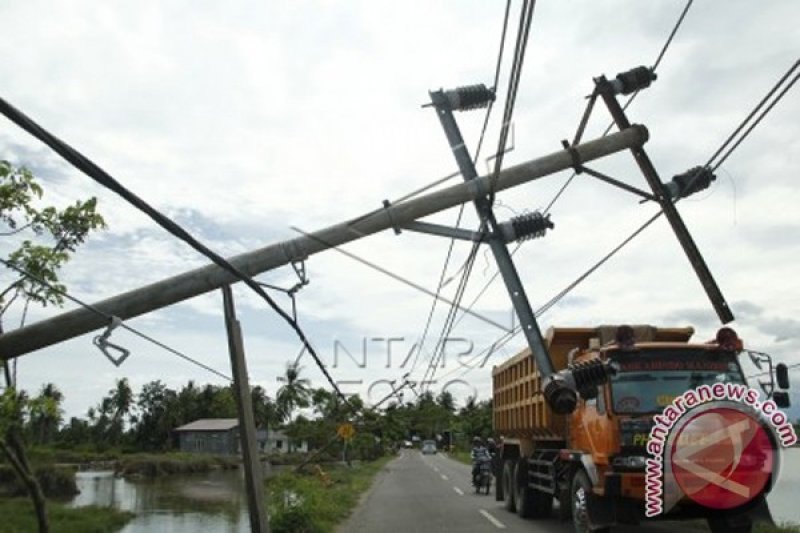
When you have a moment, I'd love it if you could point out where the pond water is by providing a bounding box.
[68,450,800,530]
[69,467,255,532]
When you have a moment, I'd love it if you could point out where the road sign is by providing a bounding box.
[337,423,355,441]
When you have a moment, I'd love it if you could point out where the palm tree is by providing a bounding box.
[251,386,281,430]
[28,383,63,444]
[106,378,133,445]
[276,362,311,452]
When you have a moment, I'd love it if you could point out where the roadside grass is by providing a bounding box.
[24,446,122,465]
[267,455,393,533]
[0,498,134,533]
[445,449,471,466]
[115,452,239,478]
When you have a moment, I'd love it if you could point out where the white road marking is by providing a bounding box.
[453,487,464,495]
[440,474,449,480]
[479,509,506,529]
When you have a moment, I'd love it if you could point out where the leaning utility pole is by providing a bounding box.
[222,285,269,533]
[0,126,647,358]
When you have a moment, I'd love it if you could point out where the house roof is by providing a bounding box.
[174,418,239,432]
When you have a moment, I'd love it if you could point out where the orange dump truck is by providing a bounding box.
[492,325,791,533]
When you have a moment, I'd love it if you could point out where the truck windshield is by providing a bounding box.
[609,349,744,414]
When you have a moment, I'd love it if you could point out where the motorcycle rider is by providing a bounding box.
[471,436,490,484]
[486,437,498,456]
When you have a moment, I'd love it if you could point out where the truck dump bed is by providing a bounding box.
[492,325,694,439]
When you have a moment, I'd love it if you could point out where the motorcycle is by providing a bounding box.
[472,457,492,495]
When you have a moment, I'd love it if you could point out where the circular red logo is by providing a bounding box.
[669,407,774,510]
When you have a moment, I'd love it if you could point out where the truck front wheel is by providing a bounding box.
[502,460,516,512]
[571,470,609,533]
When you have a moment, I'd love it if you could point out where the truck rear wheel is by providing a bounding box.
[502,460,516,512]
[571,470,609,533]
[514,461,553,519]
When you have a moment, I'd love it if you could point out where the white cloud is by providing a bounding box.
[1,1,798,418]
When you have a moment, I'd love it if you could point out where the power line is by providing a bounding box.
[559,57,800,314]
[0,96,351,407]
[290,226,509,332]
[708,58,799,171]
[523,60,800,326]
[488,0,537,206]
[454,60,800,375]
[0,257,232,381]
[409,0,513,380]
[435,211,663,382]
[419,235,481,392]
[442,0,697,339]
[545,0,695,215]
[419,0,537,391]
[535,212,662,316]
[652,0,694,72]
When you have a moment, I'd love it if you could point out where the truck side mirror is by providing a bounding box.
[776,363,790,390]
[773,391,790,408]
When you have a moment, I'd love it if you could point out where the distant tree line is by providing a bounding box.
[9,363,494,454]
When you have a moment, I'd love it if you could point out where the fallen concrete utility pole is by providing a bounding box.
[0,125,648,358]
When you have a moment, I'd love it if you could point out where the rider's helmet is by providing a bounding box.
[486,437,496,446]
[472,436,482,446]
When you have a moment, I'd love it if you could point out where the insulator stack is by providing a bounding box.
[444,84,495,112]
[569,359,616,394]
[510,211,554,242]
[664,166,716,200]
[611,66,657,95]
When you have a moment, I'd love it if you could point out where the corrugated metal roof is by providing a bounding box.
[174,418,239,432]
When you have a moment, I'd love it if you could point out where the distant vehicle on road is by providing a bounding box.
[421,440,437,454]
[402,440,413,448]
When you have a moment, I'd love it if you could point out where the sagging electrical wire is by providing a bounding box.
[407,0,513,379]
[419,233,482,392]
[487,0,537,207]
[0,257,232,381]
[545,0,695,215]
[707,58,799,172]
[456,59,800,375]
[442,0,697,341]
[0,96,352,408]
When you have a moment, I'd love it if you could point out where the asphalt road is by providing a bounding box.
[338,450,703,533]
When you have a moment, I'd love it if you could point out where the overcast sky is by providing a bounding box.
[1,1,798,420]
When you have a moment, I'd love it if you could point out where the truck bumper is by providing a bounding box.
[590,471,774,527]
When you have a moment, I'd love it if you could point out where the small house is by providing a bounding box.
[174,418,266,455]
[264,427,308,454]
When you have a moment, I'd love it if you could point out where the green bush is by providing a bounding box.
[267,456,392,532]
[271,504,321,533]
[0,499,134,532]
[0,465,78,498]
[115,453,239,478]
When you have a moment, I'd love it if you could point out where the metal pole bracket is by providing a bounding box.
[93,316,130,367]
